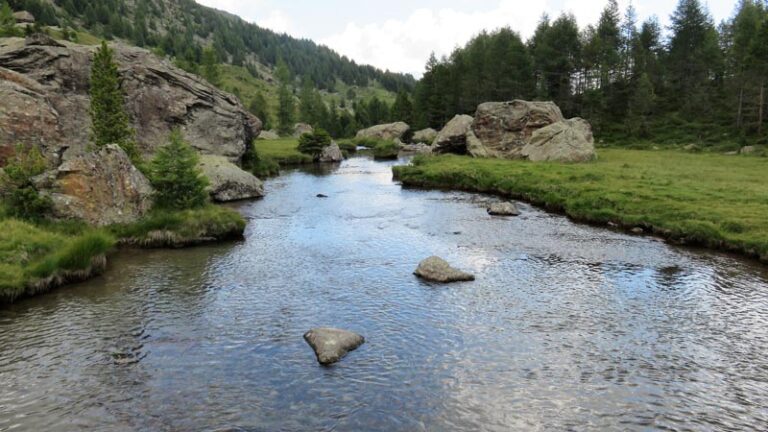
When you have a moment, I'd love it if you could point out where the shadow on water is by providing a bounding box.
[2,155,768,431]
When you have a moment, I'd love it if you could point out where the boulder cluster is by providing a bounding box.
[357,100,596,163]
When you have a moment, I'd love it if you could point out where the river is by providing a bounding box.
[1,155,767,431]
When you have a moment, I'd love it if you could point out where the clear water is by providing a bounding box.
[2,156,768,431]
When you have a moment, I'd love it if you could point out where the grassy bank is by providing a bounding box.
[393,150,768,262]
[0,205,245,303]
[253,138,313,166]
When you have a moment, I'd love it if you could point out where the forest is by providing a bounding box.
[413,0,768,148]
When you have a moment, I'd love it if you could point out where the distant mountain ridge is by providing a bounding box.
[6,0,415,91]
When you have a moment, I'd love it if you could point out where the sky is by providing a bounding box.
[195,0,737,77]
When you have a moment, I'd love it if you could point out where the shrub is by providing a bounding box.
[336,140,358,154]
[297,128,332,158]
[148,130,209,210]
[0,144,52,221]
[373,140,400,160]
[242,142,280,178]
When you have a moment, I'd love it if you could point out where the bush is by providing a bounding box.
[373,140,400,160]
[297,128,332,158]
[0,144,52,221]
[148,130,209,210]
[336,140,358,154]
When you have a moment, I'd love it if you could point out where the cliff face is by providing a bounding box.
[0,36,261,166]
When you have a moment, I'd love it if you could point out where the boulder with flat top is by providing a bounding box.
[414,256,475,283]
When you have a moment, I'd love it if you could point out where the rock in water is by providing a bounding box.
[521,118,596,163]
[318,143,344,163]
[356,122,411,141]
[487,202,520,216]
[414,256,475,283]
[33,144,153,226]
[198,155,264,202]
[0,39,261,164]
[303,328,365,365]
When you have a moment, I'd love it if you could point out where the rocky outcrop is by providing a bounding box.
[433,115,475,154]
[318,142,344,163]
[521,118,596,163]
[487,202,520,216]
[414,256,475,283]
[33,144,153,226]
[13,11,35,24]
[258,130,280,140]
[293,123,314,138]
[356,122,410,141]
[471,100,564,158]
[413,128,438,144]
[0,37,261,166]
[303,328,365,365]
[198,155,264,202]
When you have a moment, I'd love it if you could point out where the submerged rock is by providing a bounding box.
[303,328,365,365]
[198,155,264,202]
[414,256,475,283]
[487,202,520,216]
[318,142,344,163]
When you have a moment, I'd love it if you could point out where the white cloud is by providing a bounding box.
[257,10,296,35]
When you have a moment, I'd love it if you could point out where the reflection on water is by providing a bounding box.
[2,156,768,431]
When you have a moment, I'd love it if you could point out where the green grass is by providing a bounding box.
[109,205,246,248]
[393,149,768,262]
[373,140,400,160]
[253,138,313,165]
[0,220,114,302]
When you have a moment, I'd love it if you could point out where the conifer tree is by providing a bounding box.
[0,1,18,37]
[148,130,209,210]
[276,59,295,135]
[90,41,139,161]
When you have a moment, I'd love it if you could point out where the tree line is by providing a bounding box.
[412,0,768,146]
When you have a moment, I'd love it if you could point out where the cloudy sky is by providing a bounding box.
[196,0,736,77]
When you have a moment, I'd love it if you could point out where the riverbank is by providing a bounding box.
[0,205,245,303]
[393,150,768,263]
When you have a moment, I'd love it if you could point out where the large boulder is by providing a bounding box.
[303,328,365,365]
[0,37,261,166]
[318,142,344,163]
[198,155,264,202]
[471,100,564,158]
[293,123,314,138]
[356,122,410,141]
[433,115,475,155]
[33,144,153,226]
[414,256,475,283]
[413,128,438,144]
[521,118,596,163]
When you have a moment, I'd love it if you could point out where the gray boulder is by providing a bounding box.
[521,118,596,163]
[356,122,410,141]
[413,128,438,144]
[318,142,344,163]
[13,11,35,24]
[414,256,475,283]
[304,328,365,365]
[399,143,433,155]
[740,145,765,155]
[198,155,264,202]
[0,38,261,166]
[258,130,280,140]
[34,144,153,226]
[293,123,314,138]
[471,100,564,158]
[487,202,520,216]
[433,115,475,155]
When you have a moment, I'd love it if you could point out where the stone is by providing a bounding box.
[35,144,153,226]
[631,227,644,235]
[683,144,699,152]
[433,115,474,155]
[487,202,520,216]
[356,122,411,141]
[293,123,314,138]
[318,142,344,163]
[316,194,328,198]
[399,143,433,155]
[303,328,365,365]
[258,130,280,140]
[0,39,261,166]
[413,128,438,144]
[521,118,597,163]
[471,100,564,158]
[13,11,35,24]
[414,256,475,283]
[740,145,765,155]
[198,155,264,202]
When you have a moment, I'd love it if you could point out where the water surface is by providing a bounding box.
[2,156,768,431]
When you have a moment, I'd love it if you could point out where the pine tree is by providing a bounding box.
[148,130,209,210]
[248,91,271,130]
[201,47,221,87]
[276,58,295,136]
[89,41,138,161]
[297,128,332,159]
[0,1,18,37]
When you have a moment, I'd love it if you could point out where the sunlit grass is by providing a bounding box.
[253,138,313,165]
